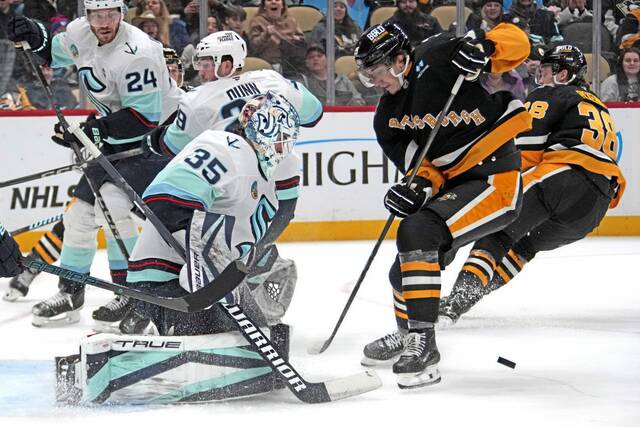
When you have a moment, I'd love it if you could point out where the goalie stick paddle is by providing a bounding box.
[24,259,248,313]
[221,302,382,403]
[310,75,466,355]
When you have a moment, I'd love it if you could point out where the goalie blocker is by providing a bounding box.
[56,325,290,405]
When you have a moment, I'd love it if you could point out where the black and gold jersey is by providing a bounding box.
[373,23,532,192]
[516,84,626,207]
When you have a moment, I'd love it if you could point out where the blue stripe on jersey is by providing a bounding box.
[297,82,323,125]
[0,223,5,235]
[50,34,74,68]
[121,92,162,123]
[107,135,144,145]
[276,186,299,201]
[163,122,192,155]
[144,182,211,208]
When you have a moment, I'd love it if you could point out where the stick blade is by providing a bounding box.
[324,370,382,401]
[307,339,331,355]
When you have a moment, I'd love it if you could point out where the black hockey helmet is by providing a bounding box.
[540,44,587,83]
[355,22,412,70]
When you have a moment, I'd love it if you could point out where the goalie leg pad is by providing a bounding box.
[56,326,291,405]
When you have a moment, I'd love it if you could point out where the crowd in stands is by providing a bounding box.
[2,0,640,109]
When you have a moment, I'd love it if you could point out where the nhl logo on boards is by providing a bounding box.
[251,181,258,199]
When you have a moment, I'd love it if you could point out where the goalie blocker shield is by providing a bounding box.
[56,325,290,405]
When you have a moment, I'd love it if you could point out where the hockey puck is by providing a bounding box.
[497,356,516,369]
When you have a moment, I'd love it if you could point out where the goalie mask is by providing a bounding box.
[240,92,300,178]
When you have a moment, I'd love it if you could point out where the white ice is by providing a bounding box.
[1,237,639,427]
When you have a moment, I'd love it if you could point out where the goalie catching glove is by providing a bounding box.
[384,175,432,218]
[52,113,107,148]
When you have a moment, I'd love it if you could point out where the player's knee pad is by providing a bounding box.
[62,199,99,247]
[246,256,297,324]
[93,183,138,240]
[396,209,451,253]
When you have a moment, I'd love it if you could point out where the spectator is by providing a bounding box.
[132,0,171,46]
[248,0,306,76]
[518,41,545,94]
[504,0,562,45]
[21,62,79,109]
[310,0,362,57]
[221,4,246,36]
[601,47,640,102]
[388,0,442,46]
[207,12,220,34]
[479,69,526,100]
[1,0,19,39]
[466,0,505,32]
[133,11,167,45]
[617,3,640,49]
[556,0,592,29]
[300,45,365,105]
[21,0,55,23]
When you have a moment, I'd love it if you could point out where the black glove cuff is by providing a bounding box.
[480,39,496,57]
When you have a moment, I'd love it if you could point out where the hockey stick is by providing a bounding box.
[222,302,381,403]
[310,75,466,355]
[0,147,143,188]
[24,258,247,313]
[17,42,131,261]
[10,212,64,236]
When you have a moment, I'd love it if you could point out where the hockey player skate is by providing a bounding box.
[32,287,85,327]
[92,295,135,332]
[118,305,160,335]
[393,329,441,389]
[438,272,488,328]
[3,253,41,302]
[361,329,407,366]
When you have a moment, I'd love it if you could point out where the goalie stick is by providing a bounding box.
[0,148,143,188]
[222,302,381,403]
[24,258,248,313]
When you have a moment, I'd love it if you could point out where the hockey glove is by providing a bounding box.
[451,39,489,81]
[384,176,432,218]
[0,228,23,278]
[7,16,47,52]
[51,113,107,148]
[142,125,170,157]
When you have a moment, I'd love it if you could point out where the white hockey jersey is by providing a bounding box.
[162,69,322,155]
[144,130,287,258]
[50,18,175,144]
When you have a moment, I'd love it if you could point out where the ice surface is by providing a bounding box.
[1,237,639,427]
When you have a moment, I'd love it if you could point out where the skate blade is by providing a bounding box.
[360,354,401,368]
[32,308,81,327]
[435,315,456,330]
[92,320,122,333]
[3,288,26,302]
[396,365,441,389]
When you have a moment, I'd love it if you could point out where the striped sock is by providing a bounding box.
[393,289,409,330]
[461,249,497,287]
[32,229,63,265]
[494,249,528,288]
[399,249,441,327]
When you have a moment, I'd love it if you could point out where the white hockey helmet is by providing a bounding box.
[193,31,247,79]
[84,0,124,10]
[240,92,300,178]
